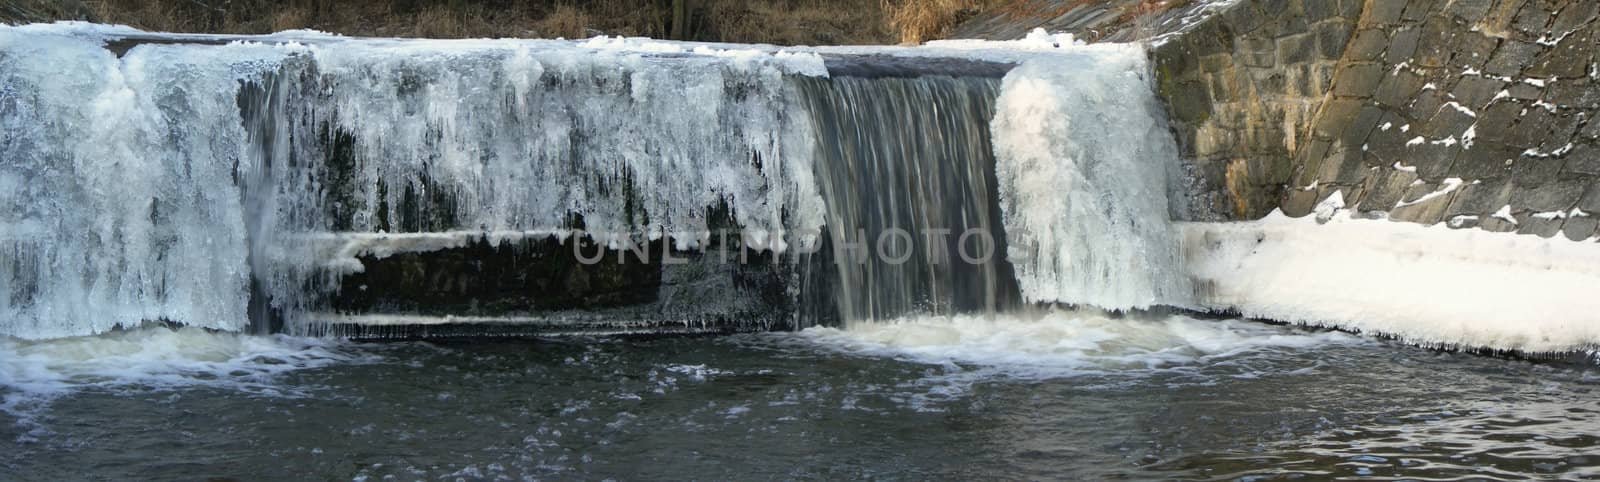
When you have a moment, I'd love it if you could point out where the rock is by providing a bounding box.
[1345,29,1388,61]
[1516,212,1564,237]
[1484,40,1542,78]
[1511,178,1585,211]
[1561,215,1598,241]
[1450,75,1506,109]
[1316,20,1354,59]
[1358,167,1421,211]
[1385,26,1423,64]
[1390,181,1457,225]
[1444,0,1494,21]
[1276,32,1316,65]
[1446,178,1515,218]
[1562,144,1600,176]
[1334,63,1384,97]
[1369,0,1408,24]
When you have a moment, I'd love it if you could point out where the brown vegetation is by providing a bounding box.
[29,0,897,45]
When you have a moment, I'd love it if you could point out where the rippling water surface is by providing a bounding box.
[3,311,1598,480]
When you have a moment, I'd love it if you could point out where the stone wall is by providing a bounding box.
[1282,0,1599,241]
[960,0,1600,239]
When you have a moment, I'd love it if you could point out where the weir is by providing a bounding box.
[6,24,1180,340]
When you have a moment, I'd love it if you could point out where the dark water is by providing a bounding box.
[2,313,1598,481]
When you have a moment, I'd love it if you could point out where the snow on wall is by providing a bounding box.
[989,45,1192,311]
[1182,209,1600,353]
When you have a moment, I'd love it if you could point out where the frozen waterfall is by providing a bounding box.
[0,24,1191,339]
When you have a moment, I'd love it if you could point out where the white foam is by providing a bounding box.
[1182,210,1600,353]
[0,326,371,438]
[791,310,1362,379]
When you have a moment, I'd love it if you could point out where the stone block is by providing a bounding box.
[1413,17,1458,68]
[1510,156,1565,186]
[1506,82,1542,100]
[1368,0,1408,24]
[1408,88,1448,120]
[1281,186,1319,217]
[1166,81,1214,125]
[1334,63,1385,97]
[1390,180,1458,225]
[1336,0,1362,19]
[1551,2,1600,34]
[1508,107,1558,149]
[1276,32,1317,65]
[1449,32,1501,70]
[1561,214,1598,240]
[1512,4,1553,37]
[1302,0,1339,22]
[1547,79,1599,110]
[1444,0,1493,22]
[1525,29,1596,79]
[1562,144,1600,176]
[1385,26,1423,64]
[1512,177,1586,211]
[1516,213,1564,237]
[1314,98,1363,137]
[1409,140,1462,180]
[1580,180,1600,212]
[1374,68,1427,107]
[1345,29,1388,61]
[1359,166,1422,211]
[1342,104,1387,147]
[1474,101,1523,143]
[1452,144,1518,180]
[1316,145,1370,183]
[1402,0,1438,22]
[1316,20,1354,59]
[1450,75,1506,109]
[1446,177,1515,217]
[1420,103,1478,139]
[1484,40,1543,78]
[1540,114,1585,151]
[1293,138,1334,185]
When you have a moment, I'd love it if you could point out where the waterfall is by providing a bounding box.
[795,74,1020,325]
[990,53,1191,311]
[0,24,1190,339]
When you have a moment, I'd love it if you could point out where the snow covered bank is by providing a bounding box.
[1181,210,1600,354]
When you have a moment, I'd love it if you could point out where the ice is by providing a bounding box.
[989,47,1190,311]
[0,28,296,338]
[0,24,829,338]
[1183,209,1600,353]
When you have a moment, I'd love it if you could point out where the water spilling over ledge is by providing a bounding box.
[0,23,1184,340]
[2,22,1598,357]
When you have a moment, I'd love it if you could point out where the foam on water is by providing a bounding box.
[790,310,1365,379]
[0,326,371,438]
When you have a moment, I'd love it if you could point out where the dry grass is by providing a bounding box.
[18,1,1187,45]
[882,0,999,44]
[68,0,895,44]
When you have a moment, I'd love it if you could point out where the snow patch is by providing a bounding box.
[1181,211,1600,353]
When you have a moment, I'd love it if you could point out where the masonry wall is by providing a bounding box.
[961,0,1600,238]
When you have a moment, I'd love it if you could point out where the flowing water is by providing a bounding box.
[3,312,1598,481]
[5,24,1598,482]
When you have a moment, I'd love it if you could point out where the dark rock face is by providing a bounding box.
[961,0,1600,237]
[319,235,800,339]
